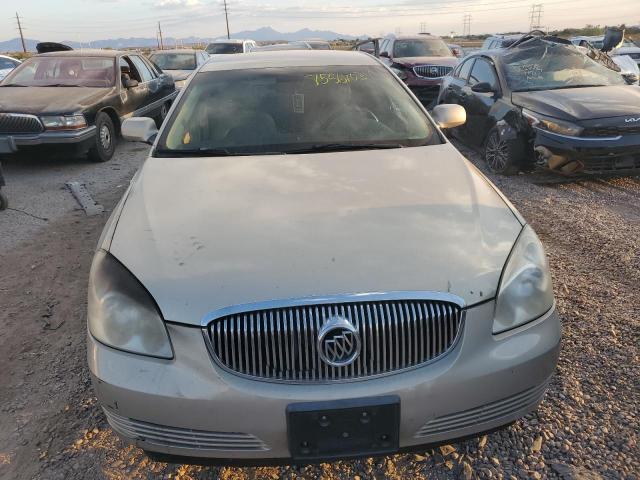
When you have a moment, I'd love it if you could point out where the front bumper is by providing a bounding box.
[534,129,640,174]
[0,126,97,154]
[89,300,561,462]
[404,74,444,106]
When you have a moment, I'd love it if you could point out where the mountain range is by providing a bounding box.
[0,27,364,52]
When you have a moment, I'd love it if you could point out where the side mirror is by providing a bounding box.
[122,117,158,145]
[602,27,624,53]
[379,51,390,58]
[432,104,466,129]
[124,78,139,89]
[471,82,496,94]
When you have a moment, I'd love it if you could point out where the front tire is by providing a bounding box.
[0,190,8,211]
[484,127,527,175]
[88,113,116,163]
[154,102,170,128]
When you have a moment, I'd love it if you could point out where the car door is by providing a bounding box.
[129,55,164,116]
[379,39,393,66]
[439,57,475,136]
[460,57,501,146]
[143,55,175,101]
[118,56,148,117]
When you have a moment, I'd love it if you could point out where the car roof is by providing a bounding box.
[150,49,199,54]
[207,39,247,44]
[392,34,442,41]
[36,49,125,58]
[199,50,379,72]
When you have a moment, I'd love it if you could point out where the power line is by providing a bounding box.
[15,12,27,53]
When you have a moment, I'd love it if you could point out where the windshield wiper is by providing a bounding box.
[514,84,608,92]
[155,147,247,157]
[39,84,85,87]
[0,83,28,87]
[284,143,405,154]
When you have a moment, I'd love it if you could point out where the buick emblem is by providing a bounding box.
[430,66,439,76]
[318,315,361,367]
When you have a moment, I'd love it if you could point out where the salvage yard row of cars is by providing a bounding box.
[0,29,638,463]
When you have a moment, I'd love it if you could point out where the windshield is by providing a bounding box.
[502,41,626,92]
[156,66,439,156]
[2,56,115,87]
[149,52,196,70]
[0,58,18,70]
[206,43,243,54]
[393,39,452,57]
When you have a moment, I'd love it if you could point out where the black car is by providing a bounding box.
[437,36,640,175]
[0,49,177,162]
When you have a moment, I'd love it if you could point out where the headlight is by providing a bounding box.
[40,114,87,131]
[390,66,408,81]
[174,79,187,89]
[522,109,583,137]
[88,250,173,358]
[493,225,554,334]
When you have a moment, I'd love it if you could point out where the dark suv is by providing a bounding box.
[378,34,458,106]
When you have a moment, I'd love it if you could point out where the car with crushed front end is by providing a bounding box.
[88,50,560,465]
[377,34,459,106]
[0,49,176,162]
[148,49,209,89]
[437,35,640,175]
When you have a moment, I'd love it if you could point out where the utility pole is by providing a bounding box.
[158,21,164,50]
[15,12,27,53]
[420,22,427,34]
[222,0,230,39]
[529,4,543,30]
[462,14,472,38]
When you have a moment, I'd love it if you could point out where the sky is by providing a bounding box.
[1,0,639,42]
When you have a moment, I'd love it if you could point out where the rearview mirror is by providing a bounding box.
[432,104,466,129]
[122,117,158,145]
[471,82,496,94]
[379,51,390,58]
[602,27,624,53]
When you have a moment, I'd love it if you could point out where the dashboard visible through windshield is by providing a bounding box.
[156,65,440,156]
[2,56,116,88]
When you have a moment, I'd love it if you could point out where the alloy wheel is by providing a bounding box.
[99,124,112,150]
[485,132,509,172]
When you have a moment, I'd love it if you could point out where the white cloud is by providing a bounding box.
[154,0,203,8]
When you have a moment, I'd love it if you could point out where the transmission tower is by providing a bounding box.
[462,14,472,38]
[529,4,543,30]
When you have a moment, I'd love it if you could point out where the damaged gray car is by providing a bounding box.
[438,32,640,175]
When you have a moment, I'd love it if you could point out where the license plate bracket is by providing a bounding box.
[0,137,16,154]
[287,396,400,461]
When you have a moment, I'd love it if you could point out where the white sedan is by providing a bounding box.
[0,55,21,82]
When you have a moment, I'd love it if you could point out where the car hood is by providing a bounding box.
[165,70,194,81]
[394,56,458,68]
[511,85,640,121]
[0,86,112,115]
[108,145,523,325]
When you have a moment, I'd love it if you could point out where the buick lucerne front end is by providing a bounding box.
[88,50,561,464]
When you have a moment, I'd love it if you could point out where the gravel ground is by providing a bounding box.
[0,142,638,480]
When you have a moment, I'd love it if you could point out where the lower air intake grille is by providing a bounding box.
[414,381,549,438]
[413,65,453,78]
[205,296,464,383]
[104,408,269,451]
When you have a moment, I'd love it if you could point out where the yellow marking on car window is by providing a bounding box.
[183,131,191,145]
[306,72,368,86]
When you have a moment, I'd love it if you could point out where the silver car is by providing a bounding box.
[148,49,209,89]
[88,50,560,463]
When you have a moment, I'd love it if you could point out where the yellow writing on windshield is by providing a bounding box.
[306,72,368,86]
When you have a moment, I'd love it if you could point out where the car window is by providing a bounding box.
[206,43,243,54]
[456,58,475,80]
[157,65,441,156]
[501,40,626,92]
[380,39,391,55]
[0,58,18,69]
[140,56,161,77]
[393,39,452,57]
[149,52,196,71]
[130,56,155,82]
[2,56,115,87]
[468,58,498,88]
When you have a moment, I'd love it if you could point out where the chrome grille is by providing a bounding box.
[0,113,43,134]
[413,65,453,78]
[205,296,464,383]
[582,125,640,137]
[104,408,269,451]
